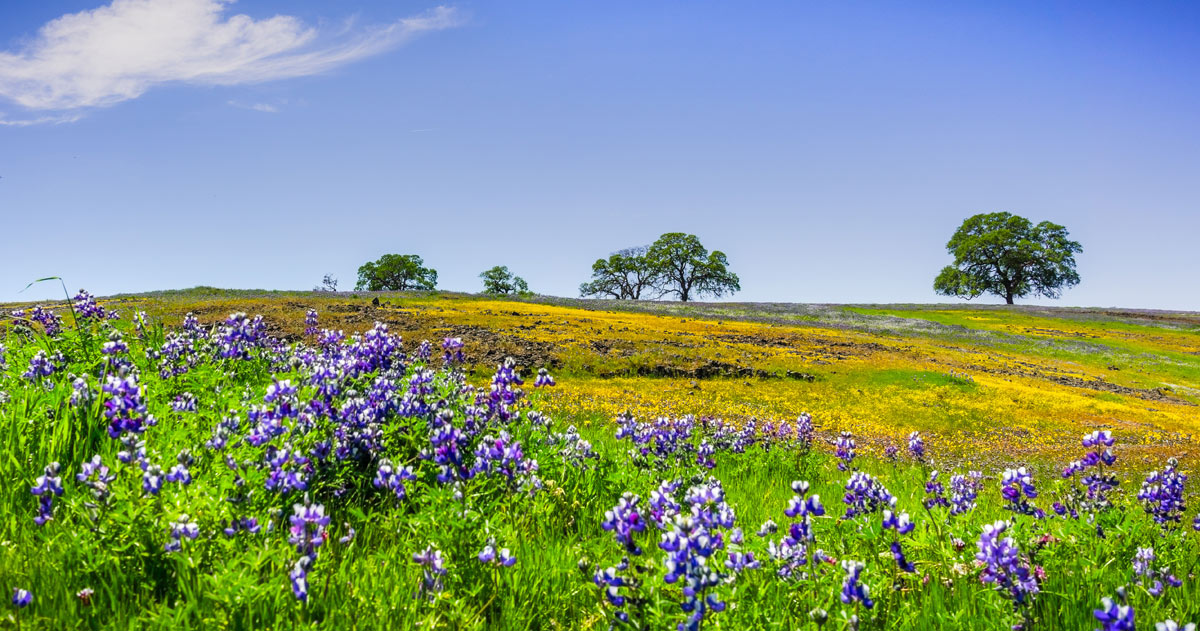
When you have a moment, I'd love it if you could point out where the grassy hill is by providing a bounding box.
[2,287,1198,629]
[52,287,1200,470]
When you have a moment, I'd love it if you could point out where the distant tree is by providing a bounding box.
[355,254,438,291]
[313,273,338,292]
[480,266,530,295]
[934,212,1082,304]
[579,246,661,300]
[645,233,740,302]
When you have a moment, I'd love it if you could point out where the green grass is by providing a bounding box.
[1,294,1198,630]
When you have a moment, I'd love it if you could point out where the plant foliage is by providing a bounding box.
[934,212,1082,304]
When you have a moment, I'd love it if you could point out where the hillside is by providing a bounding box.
[43,287,1200,470]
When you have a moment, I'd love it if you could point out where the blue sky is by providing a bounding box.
[1,1,1197,309]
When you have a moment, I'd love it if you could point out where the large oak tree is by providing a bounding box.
[645,233,740,302]
[355,254,438,291]
[579,246,661,300]
[934,212,1081,304]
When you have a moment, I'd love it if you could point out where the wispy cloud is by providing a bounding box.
[0,112,83,127]
[227,100,279,113]
[0,0,462,119]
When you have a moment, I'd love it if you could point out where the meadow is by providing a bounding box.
[0,288,1197,630]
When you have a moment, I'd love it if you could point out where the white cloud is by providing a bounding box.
[0,0,461,115]
[227,100,279,113]
[0,112,84,126]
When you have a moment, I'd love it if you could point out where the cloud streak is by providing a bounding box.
[0,0,461,115]
[227,100,279,113]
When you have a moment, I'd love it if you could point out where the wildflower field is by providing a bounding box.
[1,288,1198,630]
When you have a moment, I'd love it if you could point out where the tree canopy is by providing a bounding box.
[580,236,739,302]
[480,266,530,295]
[579,246,661,300]
[355,254,438,291]
[645,233,740,302]
[933,212,1082,304]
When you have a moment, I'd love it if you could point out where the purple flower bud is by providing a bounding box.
[12,588,32,609]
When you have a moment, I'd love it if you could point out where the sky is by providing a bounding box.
[1,1,1197,309]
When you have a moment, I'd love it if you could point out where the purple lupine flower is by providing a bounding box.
[413,545,447,596]
[478,540,517,567]
[888,541,914,573]
[12,588,32,608]
[141,463,164,495]
[171,393,197,413]
[0,343,7,372]
[31,462,63,526]
[976,520,1039,605]
[152,330,203,378]
[843,472,895,520]
[182,312,204,336]
[421,422,471,484]
[835,431,856,471]
[725,550,761,572]
[882,510,914,535]
[794,413,815,451]
[316,328,345,351]
[101,331,131,370]
[471,431,533,482]
[215,312,267,360]
[73,289,108,321]
[23,350,58,381]
[771,479,824,578]
[70,376,93,408]
[222,517,262,537]
[290,556,311,601]
[924,470,950,509]
[695,439,716,469]
[840,561,874,608]
[304,309,319,336]
[133,310,148,336]
[1138,459,1188,526]
[205,416,240,451]
[534,367,555,387]
[546,424,599,468]
[883,444,900,462]
[907,431,925,461]
[416,339,433,362]
[1094,596,1135,631]
[1063,431,1120,513]
[651,477,742,630]
[118,434,146,465]
[288,500,330,559]
[441,337,464,364]
[647,479,683,529]
[374,459,416,500]
[949,470,982,516]
[102,373,154,438]
[77,455,116,501]
[1000,467,1044,518]
[31,306,63,336]
[883,510,916,572]
[165,450,194,486]
[1133,547,1181,597]
[593,565,630,611]
[602,492,647,555]
[659,513,728,631]
[164,514,200,552]
[339,523,356,545]
[1156,622,1197,631]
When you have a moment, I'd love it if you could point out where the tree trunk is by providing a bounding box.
[1005,294,1014,305]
